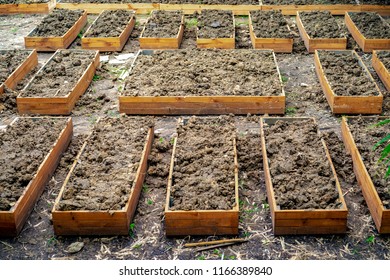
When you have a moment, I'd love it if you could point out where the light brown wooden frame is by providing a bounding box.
[260,2,361,15]
[160,3,261,15]
[372,50,390,92]
[0,0,56,14]
[55,2,159,14]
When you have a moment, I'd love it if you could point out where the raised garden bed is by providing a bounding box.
[81,9,135,51]
[345,12,390,52]
[196,10,235,49]
[0,0,56,14]
[24,8,87,51]
[0,117,72,237]
[359,1,390,16]
[139,10,184,49]
[52,117,154,236]
[314,50,383,114]
[341,116,390,234]
[296,11,347,53]
[165,116,239,236]
[260,117,348,235]
[0,49,38,95]
[372,50,390,92]
[121,49,285,115]
[17,49,99,115]
[248,10,293,53]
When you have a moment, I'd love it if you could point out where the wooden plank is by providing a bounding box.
[261,4,360,15]
[160,4,261,15]
[372,51,390,92]
[55,3,159,14]
[274,225,347,235]
[0,0,56,14]
[359,5,390,16]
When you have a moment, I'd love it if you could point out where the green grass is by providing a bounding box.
[129,223,136,237]
[281,75,289,83]
[92,74,101,81]
[366,235,375,244]
[147,199,153,205]
[286,107,297,116]
[186,17,198,28]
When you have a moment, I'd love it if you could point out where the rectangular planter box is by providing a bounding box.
[314,50,383,114]
[372,50,390,92]
[260,117,348,235]
[24,10,87,51]
[139,14,184,50]
[296,12,347,53]
[0,0,56,14]
[341,116,390,234]
[0,117,73,237]
[260,3,360,15]
[160,4,261,16]
[17,49,99,115]
[55,2,159,14]
[345,12,390,53]
[248,12,293,53]
[52,123,154,236]
[81,10,135,51]
[359,5,390,16]
[0,49,38,95]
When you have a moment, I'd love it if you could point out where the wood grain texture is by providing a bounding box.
[372,50,390,92]
[160,4,261,15]
[55,3,159,14]
[261,4,360,15]
[0,0,55,14]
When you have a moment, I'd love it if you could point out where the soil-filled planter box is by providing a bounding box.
[165,117,239,236]
[0,0,56,14]
[0,49,38,95]
[120,49,285,115]
[345,12,390,53]
[341,116,390,234]
[0,117,72,237]
[372,51,390,92]
[196,10,235,49]
[359,1,390,16]
[314,50,383,114]
[296,11,347,53]
[52,117,154,236]
[249,10,293,53]
[81,10,135,51]
[139,10,184,49]
[260,117,348,235]
[24,8,87,51]
[17,49,99,115]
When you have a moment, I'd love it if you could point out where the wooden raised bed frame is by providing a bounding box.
[55,2,159,14]
[139,13,184,50]
[314,50,383,114]
[248,12,293,53]
[0,117,73,237]
[160,4,260,15]
[372,50,390,92]
[165,135,239,236]
[341,116,390,234]
[261,3,366,16]
[24,10,87,51]
[81,10,135,51]
[52,124,154,236]
[0,0,56,14]
[17,50,100,115]
[260,117,348,235]
[296,12,347,53]
[0,49,38,95]
[119,50,285,115]
[345,12,390,53]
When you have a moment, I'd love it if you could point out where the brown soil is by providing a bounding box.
[0,50,30,85]
[360,0,390,4]
[317,50,380,97]
[348,117,390,209]
[170,116,236,211]
[124,49,282,97]
[61,0,121,3]
[377,50,390,70]
[264,119,342,210]
[57,117,153,211]
[21,50,96,98]
[198,10,234,39]
[129,0,259,3]
[0,87,18,116]
[249,10,292,39]
[29,9,84,37]
[142,10,182,38]
[348,12,390,39]
[84,10,134,38]
[0,0,49,3]
[299,11,345,38]
[0,118,67,211]
[263,0,356,4]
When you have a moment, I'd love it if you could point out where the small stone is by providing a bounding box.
[66,242,84,254]
[300,83,309,87]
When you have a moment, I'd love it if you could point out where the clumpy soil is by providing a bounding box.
[348,12,390,39]
[249,10,292,39]
[360,0,390,4]
[0,50,30,85]
[299,11,345,38]
[124,49,282,97]
[142,10,182,38]
[197,10,234,39]
[264,119,342,210]
[0,87,18,116]
[84,10,134,38]
[0,118,67,211]
[170,116,236,211]
[348,117,390,208]
[57,117,153,211]
[377,50,390,70]
[317,50,380,97]
[60,0,121,3]
[262,0,356,4]
[21,50,96,98]
[0,0,49,3]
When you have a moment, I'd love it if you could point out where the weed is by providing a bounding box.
[372,119,390,178]
[228,255,236,260]
[129,223,135,237]
[262,202,269,209]
[47,236,57,246]
[286,107,297,116]
[92,74,101,81]
[243,231,251,238]
[366,235,375,244]
[142,184,149,193]
[117,85,123,92]
[132,244,142,250]
[159,137,164,143]
[88,115,98,124]
[281,74,288,83]
[10,27,18,33]
[135,21,140,27]
[77,30,83,39]
[147,199,153,205]
[170,138,175,145]
[186,17,198,28]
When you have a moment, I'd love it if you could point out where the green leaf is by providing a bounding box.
[375,119,390,127]
[373,134,390,150]
[379,144,390,162]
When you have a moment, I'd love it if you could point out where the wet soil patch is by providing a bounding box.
[170,116,236,211]
[317,50,380,96]
[0,50,30,85]
[57,117,153,211]
[264,119,341,210]
[299,11,345,38]
[377,50,390,70]
[249,10,292,39]
[0,118,67,211]
[124,49,282,97]
[142,10,182,38]
[348,12,390,39]
[197,10,234,39]
[84,10,134,38]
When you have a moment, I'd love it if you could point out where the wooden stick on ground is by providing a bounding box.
[185,238,247,248]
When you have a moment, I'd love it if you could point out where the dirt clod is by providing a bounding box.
[249,10,293,39]
[299,11,345,38]
[142,10,182,38]
[198,10,234,39]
